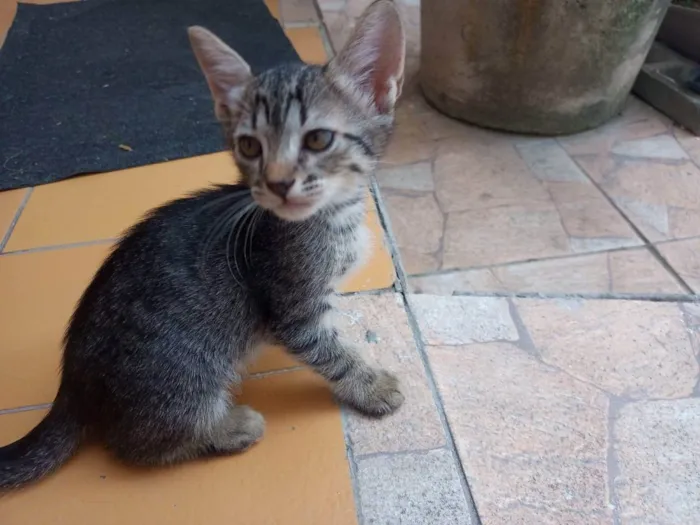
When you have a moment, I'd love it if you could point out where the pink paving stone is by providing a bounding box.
[408,249,682,296]
[614,399,700,525]
[602,160,700,241]
[335,294,445,455]
[657,238,700,293]
[427,342,612,522]
[433,137,551,213]
[409,295,518,345]
[381,192,444,274]
[516,299,698,399]
[442,203,571,269]
[608,249,684,294]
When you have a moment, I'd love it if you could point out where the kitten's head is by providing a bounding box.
[189,0,405,221]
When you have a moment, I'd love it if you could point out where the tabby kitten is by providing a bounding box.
[0,0,405,490]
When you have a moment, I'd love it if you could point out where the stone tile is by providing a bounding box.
[319,10,351,53]
[657,238,700,293]
[355,449,474,525]
[382,192,444,274]
[408,249,683,296]
[608,249,684,294]
[381,131,435,167]
[442,203,571,269]
[674,125,700,166]
[409,295,518,345]
[335,294,445,456]
[427,342,612,523]
[278,0,318,24]
[614,399,700,524]
[516,299,698,399]
[559,102,669,158]
[409,268,504,295]
[433,137,551,213]
[546,181,640,245]
[493,253,611,294]
[611,135,689,160]
[377,162,434,192]
[600,160,700,241]
[516,139,588,182]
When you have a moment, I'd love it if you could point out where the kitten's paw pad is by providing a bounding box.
[339,369,405,418]
[223,405,265,451]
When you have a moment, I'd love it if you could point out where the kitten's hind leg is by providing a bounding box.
[108,402,264,467]
[202,405,265,456]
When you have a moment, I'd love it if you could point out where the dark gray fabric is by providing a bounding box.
[0,0,299,190]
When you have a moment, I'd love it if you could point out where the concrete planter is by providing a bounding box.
[420,0,672,135]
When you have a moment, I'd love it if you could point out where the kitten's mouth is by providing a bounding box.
[275,198,319,221]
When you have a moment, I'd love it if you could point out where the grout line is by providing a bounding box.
[0,187,33,253]
[339,286,395,297]
[312,1,338,58]
[370,179,405,294]
[407,243,650,280]
[0,403,52,416]
[370,179,484,525]
[655,234,700,245]
[353,444,449,462]
[448,290,700,303]
[339,410,366,525]
[567,155,695,294]
[0,237,116,257]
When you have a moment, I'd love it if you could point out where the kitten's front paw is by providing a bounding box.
[335,368,405,418]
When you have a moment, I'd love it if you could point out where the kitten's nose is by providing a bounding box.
[267,180,294,198]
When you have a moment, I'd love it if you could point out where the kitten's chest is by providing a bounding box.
[331,223,372,288]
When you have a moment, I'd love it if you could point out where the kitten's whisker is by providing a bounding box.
[244,207,263,272]
[226,203,255,288]
[199,197,253,277]
[197,188,251,213]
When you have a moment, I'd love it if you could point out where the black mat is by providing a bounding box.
[0,0,299,190]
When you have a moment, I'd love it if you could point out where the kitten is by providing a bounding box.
[0,0,405,490]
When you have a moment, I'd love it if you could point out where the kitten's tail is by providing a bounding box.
[0,392,83,491]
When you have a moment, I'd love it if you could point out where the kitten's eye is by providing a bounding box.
[237,136,262,159]
[303,129,335,152]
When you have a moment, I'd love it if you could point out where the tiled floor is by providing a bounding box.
[2,0,700,524]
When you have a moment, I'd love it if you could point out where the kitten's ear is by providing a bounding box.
[328,0,405,114]
[188,26,252,120]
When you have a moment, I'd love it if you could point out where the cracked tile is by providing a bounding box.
[516,299,698,399]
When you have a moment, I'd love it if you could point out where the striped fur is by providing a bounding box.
[0,0,405,491]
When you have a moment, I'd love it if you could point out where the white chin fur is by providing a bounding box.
[272,205,318,222]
